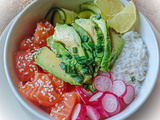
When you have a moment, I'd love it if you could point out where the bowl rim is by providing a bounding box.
[3,0,160,120]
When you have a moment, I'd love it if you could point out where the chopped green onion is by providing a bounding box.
[56,54,62,58]
[82,43,89,50]
[59,62,65,70]
[74,55,79,60]
[88,41,95,48]
[83,84,89,90]
[89,85,96,92]
[65,64,70,73]
[96,13,101,20]
[66,53,72,59]
[73,47,77,53]
[74,77,82,83]
[95,44,102,49]
[70,73,78,77]
[81,68,88,74]
[131,76,136,82]
[78,73,84,80]
[82,35,89,42]
[93,51,96,58]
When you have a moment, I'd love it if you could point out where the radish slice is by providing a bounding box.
[108,103,121,116]
[102,93,120,113]
[94,102,110,118]
[89,92,104,105]
[75,87,89,104]
[86,105,100,120]
[122,85,135,105]
[98,71,111,79]
[93,75,112,92]
[80,87,93,98]
[84,118,91,120]
[71,103,87,120]
[109,80,127,98]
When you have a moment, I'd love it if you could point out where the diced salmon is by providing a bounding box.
[19,73,62,106]
[50,93,81,120]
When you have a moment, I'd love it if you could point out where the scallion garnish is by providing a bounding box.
[56,54,62,58]
[74,77,82,83]
[74,55,79,59]
[66,53,72,59]
[82,43,89,50]
[81,68,88,74]
[69,73,78,77]
[83,84,89,90]
[59,62,65,70]
[88,41,95,48]
[73,47,77,53]
[65,64,70,73]
[82,35,89,42]
[96,13,101,20]
[93,51,96,58]
[131,76,136,82]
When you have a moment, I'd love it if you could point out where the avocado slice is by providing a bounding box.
[75,19,104,65]
[53,24,85,56]
[35,47,80,85]
[107,29,125,70]
[71,23,93,58]
[91,15,111,72]
[47,36,93,84]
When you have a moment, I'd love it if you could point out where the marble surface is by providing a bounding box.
[0,0,160,120]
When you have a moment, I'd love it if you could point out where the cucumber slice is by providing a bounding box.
[80,1,101,14]
[45,8,78,26]
[79,9,96,19]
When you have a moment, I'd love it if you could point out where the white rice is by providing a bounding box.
[111,31,149,95]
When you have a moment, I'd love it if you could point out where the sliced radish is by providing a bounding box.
[71,103,87,120]
[119,98,127,111]
[84,118,91,120]
[94,102,110,118]
[122,85,135,105]
[109,80,127,98]
[89,92,104,105]
[75,87,89,104]
[93,75,112,92]
[98,70,111,79]
[86,105,100,120]
[80,87,93,98]
[108,103,121,116]
[102,93,120,113]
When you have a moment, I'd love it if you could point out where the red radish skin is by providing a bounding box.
[94,102,110,118]
[109,80,127,98]
[75,87,89,104]
[119,98,127,111]
[89,92,105,105]
[108,103,121,116]
[80,87,93,98]
[86,105,101,120]
[93,75,113,92]
[98,71,111,79]
[122,85,135,105]
[85,118,91,120]
[102,93,120,113]
[71,103,87,120]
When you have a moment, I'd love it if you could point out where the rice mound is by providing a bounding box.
[111,31,149,95]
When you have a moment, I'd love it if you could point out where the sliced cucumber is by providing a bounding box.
[45,7,78,26]
[79,9,96,19]
[80,1,101,14]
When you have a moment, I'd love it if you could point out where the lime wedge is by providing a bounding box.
[108,1,136,33]
[95,0,124,20]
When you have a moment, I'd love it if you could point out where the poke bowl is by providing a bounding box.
[4,0,159,120]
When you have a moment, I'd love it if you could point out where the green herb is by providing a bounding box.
[93,51,96,58]
[73,47,77,53]
[131,76,136,82]
[81,68,88,74]
[96,13,101,20]
[89,85,96,92]
[66,53,72,59]
[88,41,95,48]
[65,64,70,73]
[74,77,82,83]
[82,35,89,42]
[78,73,84,80]
[74,55,79,60]
[59,62,65,70]
[82,43,89,50]
[69,73,78,77]
[56,54,62,58]
[83,84,89,90]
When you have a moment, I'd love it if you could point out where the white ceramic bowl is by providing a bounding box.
[4,0,159,120]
